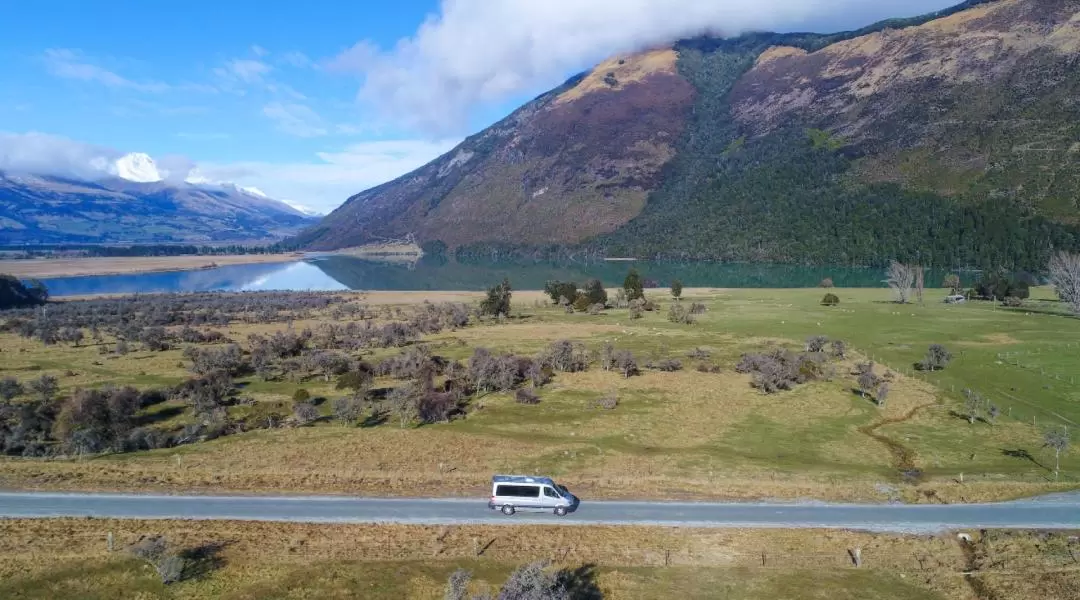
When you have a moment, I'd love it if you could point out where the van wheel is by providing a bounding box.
[501,505,515,516]
[554,506,567,517]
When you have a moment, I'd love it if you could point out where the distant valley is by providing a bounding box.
[0,153,317,245]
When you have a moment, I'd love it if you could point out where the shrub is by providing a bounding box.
[649,358,683,372]
[332,396,365,425]
[613,350,639,378]
[292,389,311,403]
[543,281,578,305]
[668,303,695,325]
[572,293,591,312]
[594,393,618,410]
[916,344,953,371]
[515,388,541,405]
[0,275,48,310]
[689,302,707,315]
[943,274,962,294]
[293,402,319,424]
[582,278,608,306]
[830,340,847,359]
[819,278,834,288]
[0,377,23,402]
[737,349,827,394]
[695,362,721,373]
[805,335,829,353]
[1002,296,1023,307]
[687,347,711,360]
[541,340,589,373]
[821,293,840,306]
[623,268,644,301]
[480,278,512,317]
[628,299,645,319]
[671,279,683,300]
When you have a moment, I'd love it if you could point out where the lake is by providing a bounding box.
[38,256,969,297]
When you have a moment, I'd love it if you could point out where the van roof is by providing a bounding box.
[492,475,556,486]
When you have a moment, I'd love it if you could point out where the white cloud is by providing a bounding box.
[0,131,121,179]
[337,0,958,135]
[43,48,171,93]
[251,45,270,57]
[0,131,457,213]
[262,102,328,137]
[214,58,272,84]
[281,51,312,68]
[196,139,459,213]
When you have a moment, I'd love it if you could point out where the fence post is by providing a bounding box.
[107,531,114,552]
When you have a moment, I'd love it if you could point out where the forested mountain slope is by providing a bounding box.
[301,0,1080,270]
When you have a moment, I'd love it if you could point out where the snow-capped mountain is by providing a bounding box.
[110,153,164,183]
[0,163,318,244]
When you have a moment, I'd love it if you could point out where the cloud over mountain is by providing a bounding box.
[336,0,957,135]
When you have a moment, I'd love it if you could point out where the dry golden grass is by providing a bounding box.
[0,254,303,278]
[3,519,1076,599]
[555,48,679,104]
[0,519,981,599]
[0,287,1074,504]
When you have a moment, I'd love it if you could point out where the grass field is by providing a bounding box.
[5,519,1076,600]
[0,287,1076,502]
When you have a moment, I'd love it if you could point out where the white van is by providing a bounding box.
[488,475,577,516]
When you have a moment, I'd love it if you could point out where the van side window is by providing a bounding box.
[544,487,560,498]
[496,485,539,498]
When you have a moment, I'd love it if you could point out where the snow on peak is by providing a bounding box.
[239,185,268,198]
[282,200,323,216]
[111,152,163,183]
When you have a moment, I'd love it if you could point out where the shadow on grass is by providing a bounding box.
[360,409,388,428]
[558,563,603,600]
[1002,448,1049,471]
[134,406,185,427]
[178,540,231,581]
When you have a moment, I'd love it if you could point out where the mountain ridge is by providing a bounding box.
[298,0,1080,270]
[0,170,316,245]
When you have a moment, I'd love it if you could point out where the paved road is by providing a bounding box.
[1,492,1077,532]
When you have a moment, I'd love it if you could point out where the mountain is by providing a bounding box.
[0,154,316,245]
[298,0,1080,270]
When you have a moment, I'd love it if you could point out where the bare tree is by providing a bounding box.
[963,389,983,424]
[444,568,472,600]
[875,383,890,408]
[942,274,962,295]
[130,536,187,584]
[886,261,915,304]
[1043,426,1070,481]
[1049,252,1080,314]
[914,265,925,305]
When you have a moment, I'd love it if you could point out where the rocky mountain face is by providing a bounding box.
[0,172,315,245]
[300,0,1080,270]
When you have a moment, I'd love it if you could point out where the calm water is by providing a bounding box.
[39,256,968,297]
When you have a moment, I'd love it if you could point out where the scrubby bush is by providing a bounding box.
[515,388,541,405]
[916,344,952,371]
[830,340,847,359]
[541,340,589,373]
[821,293,840,306]
[805,335,829,353]
[582,279,608,306]
[668,303,694,325]
[293,402,319,425]
[0,377,23,402]
[736,349,827,394]
[613,350,639,378]
[594,393,618,410]
[648,358,683,372]
[332,396,365,425]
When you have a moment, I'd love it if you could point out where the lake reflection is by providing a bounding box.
[41,256,966,297]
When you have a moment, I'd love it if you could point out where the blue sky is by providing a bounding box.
[0,0,959,213]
